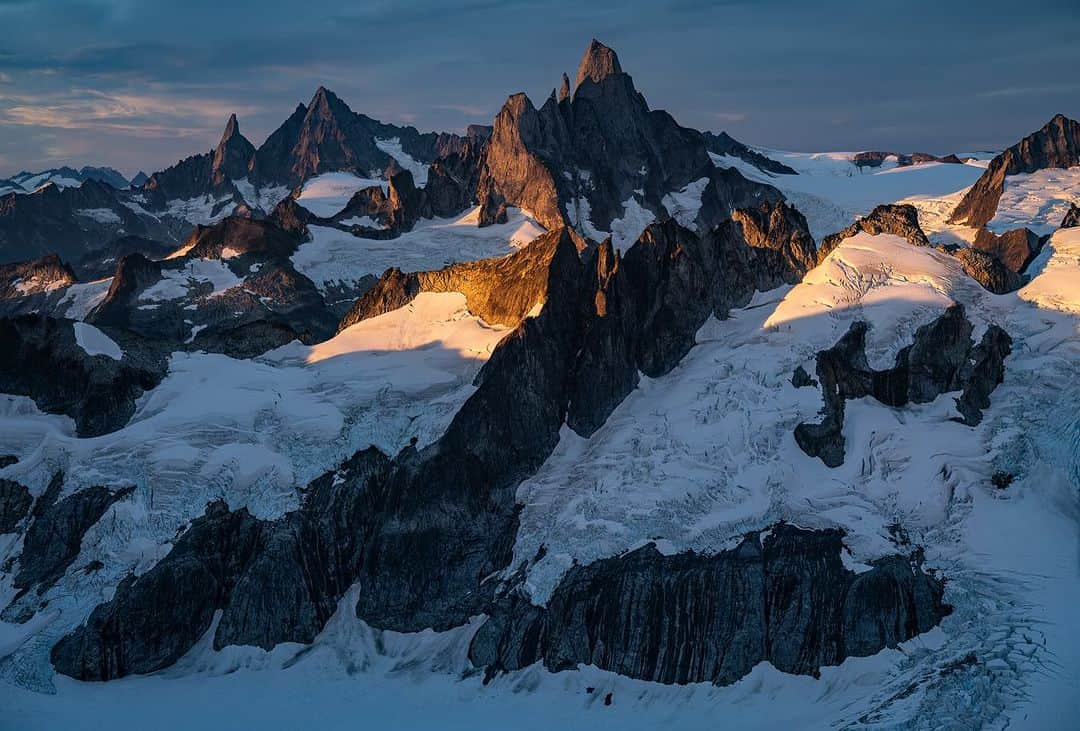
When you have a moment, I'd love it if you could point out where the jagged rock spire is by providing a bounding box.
[559,72,570,102]
[211,113,256,185]
[574,39,623,89]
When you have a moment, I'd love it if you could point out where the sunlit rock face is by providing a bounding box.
[950,114,1080,229]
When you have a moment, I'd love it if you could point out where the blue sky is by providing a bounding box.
[1,0,1077,177]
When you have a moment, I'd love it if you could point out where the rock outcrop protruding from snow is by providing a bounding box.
[0,315,166,437]
[703,131,798,175]
[953,246,1023,294]
[971,226,1043,274]
[818,204,929,263]
[340,228,567,331]
[1061,203,1080,229]
[0,477,32,534]
[469,525,948,686]
[950,114,1080,228]
[6,478,133,615]
[853,151,963,169]
[0,254,76,300]
[796,305,1011,466]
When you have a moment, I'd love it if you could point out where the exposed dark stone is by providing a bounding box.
[1061,203,1080,229]
[85,253,162,329]
[0,179,175,265]
[729,201,817,289]
[953,247,1023,294]
[50,500,264,680]
[795,305,1012,466]
[971,227,1042,274]
[0,454,17,469]
[991,471,1014,490]
[0,478,32,533]
[853,151,963,169]
[791,365,817,388]
[469,525,948,686]
[476,40,715,234]
[950,114,1080,228]
[818,204,929,263]
[339,228,570,331]
[252,87,470,188]
[182,216,301,260]
[0,254,76,300]
[75,235,174,281]
[704,131,798,175]
[11,482,133,596]
[210,114,257,187]
[0,315,166,436]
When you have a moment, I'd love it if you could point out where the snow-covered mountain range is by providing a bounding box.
[0,40,1077,730]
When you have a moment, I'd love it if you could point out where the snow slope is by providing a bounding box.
[2,147,1077,729]
[72,322,122,360]
[291,206,545,292]
[296,172,386,217]
[511,229,1079,726]
[712,151,986,241]
[988,168,1080,235]
[0,292,514,691]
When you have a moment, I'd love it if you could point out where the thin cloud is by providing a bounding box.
[0,88,261,138]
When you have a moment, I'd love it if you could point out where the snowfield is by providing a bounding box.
[290,205,545,292]
[72,322,122,360]
[711,150,987,241]
[296,172,386,217]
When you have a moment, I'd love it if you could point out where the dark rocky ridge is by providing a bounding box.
[795,305,1011,467]
[853,151,963,169]
[476,40,731,235]
[0,179,175,266]
[818,204,929,263]
[49,221,943,689]
[1061,203,1080,229]
[971,227,1043,274]
[950,114,1080,228]
[0,477,32,534]
[470,525,949,686]
[0,315,167,437]
[0,254,76,300]
[703,131,798,175]
[5,475,133,619]
[952,247,1023,294]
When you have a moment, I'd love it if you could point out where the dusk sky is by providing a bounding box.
[1,0,1078,177]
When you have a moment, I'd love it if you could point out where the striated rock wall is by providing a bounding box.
[469,525,948,686]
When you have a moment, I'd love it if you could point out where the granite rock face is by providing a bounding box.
[703,131,798,175]
[953,246,1023,294]
[853,151,963,169]
[469,525,949,686]
[1061,203,1080,229]
[818,204,930,263]
[9,478,133,601]
[795,305,1012,466]
[476,39,715,234]
[0,315,167,437]
[971,227,1043,274]
[950,114,1080,228]
[0,477,32,534]
[0,179,174,265]
[0,254,76,300]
